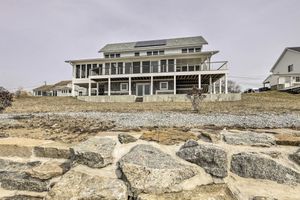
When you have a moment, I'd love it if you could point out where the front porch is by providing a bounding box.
[81,73,228,97]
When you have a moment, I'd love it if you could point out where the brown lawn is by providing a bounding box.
[4,91,300,114]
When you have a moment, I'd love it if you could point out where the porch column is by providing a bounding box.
[150,76,153,95]
[79,65,82,79]
[225,73,228,94]
[129,77,132,95]
[88,80,91,96]
[213,82,216,94]
[174,75,176,94]
[108,78,111,96]
[198,74,201,89]
[96,82,99,96]
[219,78,222,94]
[209,75,212,94]
[72,82,75,97]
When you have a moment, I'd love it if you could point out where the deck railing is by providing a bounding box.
[81,61,228,78]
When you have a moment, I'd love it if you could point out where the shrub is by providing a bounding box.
[0,87,13,112]
[187,86,206,112]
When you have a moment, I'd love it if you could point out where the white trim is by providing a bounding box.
[160,82,168,90]
[120,83,129,91]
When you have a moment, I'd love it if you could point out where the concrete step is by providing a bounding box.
[0,137,71,159]
[0,187,46,200]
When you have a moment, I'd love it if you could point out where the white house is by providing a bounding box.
[264,47,300,93]
[66,36,240,102]
[33,80,86,96]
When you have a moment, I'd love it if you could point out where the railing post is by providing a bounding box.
[129,77,132,95]
[150,76,153,95]
[174,75,176,94]
[209,75,212,94]
[88,80,91,96]
[198,74,201,89]
[225,73,228,94]
[219,78,222,94]
[108,78,111,96]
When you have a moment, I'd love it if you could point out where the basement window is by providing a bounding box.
[120,83,128,91]
[160,82,168,90]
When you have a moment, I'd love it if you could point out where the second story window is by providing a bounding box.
[288,64,293,72]
[147,51,152,56]
[116,53,120,58]
[104,54,109,58]
[159,50,164,55]
[188,48,194,53]
[153,51,158,55]
[182,49,187,53]
[135,52,140,57]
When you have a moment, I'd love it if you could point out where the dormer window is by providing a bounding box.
[288,64,293,72]
[188,48,194,53]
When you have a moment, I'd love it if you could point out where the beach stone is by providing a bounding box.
[117,144,197,196]
[70,137,116,168]
[223,131,275,147]
[118,133,137,144]
[46,168,127,200]
[231,152,300,184]
[176,140,228,178]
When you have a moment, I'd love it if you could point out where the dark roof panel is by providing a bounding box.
[288,47,300,52]
[135,39,166,48]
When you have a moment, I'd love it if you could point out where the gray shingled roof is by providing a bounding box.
[99,36,208,53]
[288,47,300,52]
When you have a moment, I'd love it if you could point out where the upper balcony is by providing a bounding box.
[84,61,228,79]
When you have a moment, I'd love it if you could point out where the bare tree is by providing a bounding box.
[187,86,206,112]
[216,80,241,93]
[0,87,13,113]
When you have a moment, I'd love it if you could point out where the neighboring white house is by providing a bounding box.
[33,80,87,96]
[65,36,240,102]
[264,47,300,93]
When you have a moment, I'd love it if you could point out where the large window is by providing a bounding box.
[87,64,91,77]
[133,62,141,73]
[151,61,159,73]
[134,52,140,57]
[81,64,86,78]
[76,65,80,78]
[161,60,167,72]
[118,62,123,74]
[105,63,110,75]
[142,61,150,73]
[111,63,117,75]
[125,63,132,74]
[168,59,174,72]
[295,77,300,82]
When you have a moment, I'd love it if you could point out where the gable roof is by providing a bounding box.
[33,80,71,92]
[99,36,208,53]
[270,47,300,72]
[33,84,54,92]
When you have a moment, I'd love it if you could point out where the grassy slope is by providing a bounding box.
[4,91,300,114]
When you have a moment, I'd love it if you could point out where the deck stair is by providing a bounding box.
[135,97,144,102]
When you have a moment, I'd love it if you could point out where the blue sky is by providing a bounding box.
[0,0,299,91]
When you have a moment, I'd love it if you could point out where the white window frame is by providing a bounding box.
[120,83,128,91]
[295,77,300,82]
[160,82,168,90]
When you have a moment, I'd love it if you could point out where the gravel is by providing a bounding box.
[0,112,299,129]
